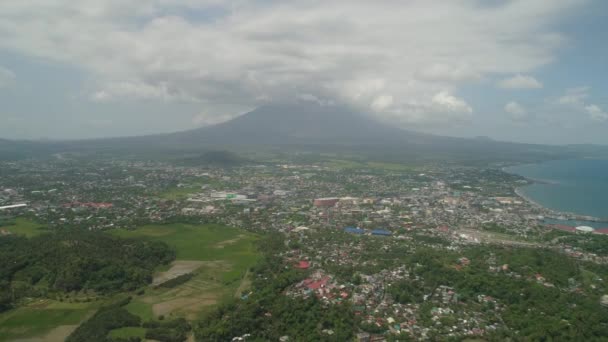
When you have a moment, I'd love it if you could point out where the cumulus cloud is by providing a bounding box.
[557,86,589,105]
[497,74,543,89]
[0,0,584,126]
[505,101,528,121]
[0,66,16,88]
[551,87,606,123]
[371,95,394,112]
[418,64,481,82]
[585,105,608,122]
[432,92,473,115]
[192,111,238,127]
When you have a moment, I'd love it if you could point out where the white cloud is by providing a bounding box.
[192,111,238,127]
[585,105,608,122]
[505,101,528,121]
[371,95,394,112]
[550,87,607,123]
[418,64,481,82]
[497,74,543,89]
[557,86,589,105]
[432,92,473,114]
[0,66,16,87]
[0,0,585,126]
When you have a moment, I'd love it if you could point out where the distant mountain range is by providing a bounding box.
[1,102,607,163]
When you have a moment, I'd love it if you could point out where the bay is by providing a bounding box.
[505,159,608,219]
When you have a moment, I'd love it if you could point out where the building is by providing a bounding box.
[0,203,27,210]
[371,229,392,236]
[344,227,365,235]
[314,197,339,208]
[356,332,371,342]
[575,226,594,234]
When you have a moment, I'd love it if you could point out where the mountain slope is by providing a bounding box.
[167,102,424,145]
[1,102,606,163]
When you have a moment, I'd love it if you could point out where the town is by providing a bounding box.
[2,156,608,341]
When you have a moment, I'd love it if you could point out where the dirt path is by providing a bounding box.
[215,234,246,248]
[234,269,251,298]
[14,325,79,342]
[152,260,205,286]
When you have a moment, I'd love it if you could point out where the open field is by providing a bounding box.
[322,159,419,172]
[0,218,47,237]
[108,326,147,340]
[152,260,206,286]
[458,228,539,247]
[111,223,260,321]
[0,300,98,342]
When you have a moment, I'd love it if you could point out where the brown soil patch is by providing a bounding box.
[15,325,78,342]
[152,260,205,286]
[214,234,246,248]
[152,297,217,317]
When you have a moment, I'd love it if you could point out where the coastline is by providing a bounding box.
[513,186,543,209]
[505,164,608,223]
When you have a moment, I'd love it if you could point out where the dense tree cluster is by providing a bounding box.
[0,231,174,311]
[67,297,141,342]
[144,318,192,342]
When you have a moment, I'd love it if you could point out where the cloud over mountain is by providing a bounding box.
[0,0,587,128]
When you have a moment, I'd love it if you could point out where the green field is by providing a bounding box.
[322,159,418,172]
[0,218,47,237]
[111,223,260,321]
[0,300,98,341]
[108,326,147,339]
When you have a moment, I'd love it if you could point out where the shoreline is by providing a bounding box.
[505,164,608,223]
[514,185,607,223]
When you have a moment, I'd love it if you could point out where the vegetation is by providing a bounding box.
[196,234,355,341]
[111,223,260,320]
[67,297,141,342]
[0,230,174,312]
[143,318,191,342]
[156,273,194,289]
[0,300,97,341]
[0,218,47,237]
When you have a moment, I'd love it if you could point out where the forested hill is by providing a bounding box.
[0,231,175,312]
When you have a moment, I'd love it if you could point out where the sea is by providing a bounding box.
[505,159,608,223]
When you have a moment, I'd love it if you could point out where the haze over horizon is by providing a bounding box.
[1,0,607,145]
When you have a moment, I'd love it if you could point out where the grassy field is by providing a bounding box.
[108,326,147,339]
[322,159,419,172]
[111,223,260,321]
[0,218,47,237]
[0,300,98,341]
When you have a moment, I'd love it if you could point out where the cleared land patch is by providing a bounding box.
[0,300,98,342]
[152,260,205,286]
[0,218,46,237]
[110,223,259,321]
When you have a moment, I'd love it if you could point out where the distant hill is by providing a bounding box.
[1,102,607,163]
[164,102,426,145]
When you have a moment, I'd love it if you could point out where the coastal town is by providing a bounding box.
[2,157,608,340]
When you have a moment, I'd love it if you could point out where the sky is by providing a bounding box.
[0,0,607,144]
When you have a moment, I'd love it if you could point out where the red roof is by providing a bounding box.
[547,224,576,232]
[64,202,113,209]
[595,228,608,234]
[305,277,329,290]
[295,261,310,269]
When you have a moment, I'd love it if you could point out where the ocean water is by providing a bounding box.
[506,159,608,219]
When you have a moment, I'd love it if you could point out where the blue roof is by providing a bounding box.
[344,227,364,234]
[371,229,392,236]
